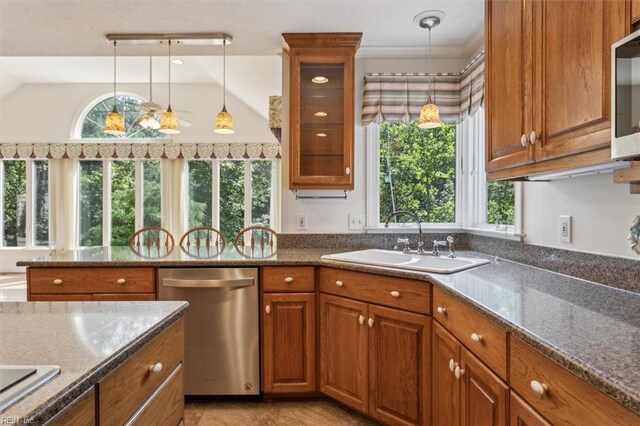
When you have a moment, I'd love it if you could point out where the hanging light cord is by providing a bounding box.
[427,27,432,103]
[113,41,118,108]
[149,56,153,101]
[223,40,226,106]
[167,40,172,106]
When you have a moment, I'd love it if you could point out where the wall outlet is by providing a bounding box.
[348,214,365,230]
[559,215,572,243]
[295,213,308,230]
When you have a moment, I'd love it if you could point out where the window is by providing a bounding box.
[187,160,276,244]
[77,160,162,247]
[79,94,166,139]
[0,160,49,247]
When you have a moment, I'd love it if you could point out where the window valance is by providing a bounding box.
[362,52,484,125]
[0,141,281,160]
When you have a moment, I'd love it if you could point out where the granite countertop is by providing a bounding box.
[0,301,188,424]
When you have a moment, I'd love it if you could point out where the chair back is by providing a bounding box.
[233,225,277,258]
[179,227,225,257]
[128,227,175,249]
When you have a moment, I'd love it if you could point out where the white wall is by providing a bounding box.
[0,83,277,143]
[280,56,469,233]
[522,174,640,259]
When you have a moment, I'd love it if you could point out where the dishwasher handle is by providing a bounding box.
[162,277,255,289]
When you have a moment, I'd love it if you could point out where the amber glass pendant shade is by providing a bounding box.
[104,106,126,135]
[214,105,235,134]
[418,103,442,129]
[159,105,180,134]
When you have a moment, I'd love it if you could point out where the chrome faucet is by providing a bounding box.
[384,210,425,254]
[433,236,456,258]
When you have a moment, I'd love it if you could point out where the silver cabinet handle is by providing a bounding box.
[53,279,63,285]
[163,278,254,289]
[149,362,163,374]
[359,315,365,325]
[117,278,126,285]
[390,290,400,298]
[520,134,527,147]
[529,131,538,145]
[265,305,271,314]
[368,318,374,328]
[335,280,344,287]
[284,277,294,283]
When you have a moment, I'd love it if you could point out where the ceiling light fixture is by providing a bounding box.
[416,11,444,129]
[214,36,234,134]
[136,56,161,130]
[172,58,184,65]
[104,41,126,136]
[311,76,329,84]
[159,40,180,134]
[314,111,328,117]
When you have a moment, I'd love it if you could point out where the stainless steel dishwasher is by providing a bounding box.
[158,268,259,395]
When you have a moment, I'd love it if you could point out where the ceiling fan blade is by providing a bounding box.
[178,118,192,128]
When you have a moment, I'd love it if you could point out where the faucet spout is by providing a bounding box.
[383,210,424,254]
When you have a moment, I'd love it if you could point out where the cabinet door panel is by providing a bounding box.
[536,0,627,160]
[460,348,508,426]
[263,293,316,393]
[319,294,368,412]
[433,322,461,426]
[485,0,534,172]
[369,305,430,426]
[509,391,551,426]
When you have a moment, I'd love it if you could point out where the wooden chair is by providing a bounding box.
[179,227,225,258]
[233,225,278,258]
[128,227,175,249]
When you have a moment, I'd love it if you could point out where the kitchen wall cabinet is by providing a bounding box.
[433,322,508,426]
[262,293,316,394]
[319,270,431,426]
[261,266,317,394]
[633,0,640,24]
[283,33,361,190]
[485,0,628,180]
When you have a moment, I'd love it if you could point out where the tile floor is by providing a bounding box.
[0,274,27,301]
[184,400,376,425]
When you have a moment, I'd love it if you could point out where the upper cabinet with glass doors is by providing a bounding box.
[283,33,361,189]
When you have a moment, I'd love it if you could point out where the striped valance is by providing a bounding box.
[362,52,484,125]
[0,142,281,160]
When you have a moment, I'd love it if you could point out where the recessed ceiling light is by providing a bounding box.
[172,58,184,65]
[316,133,328,137]
[314,111,328,117]
[311,76,329,84]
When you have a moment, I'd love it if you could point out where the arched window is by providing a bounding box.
[79,94,166,139]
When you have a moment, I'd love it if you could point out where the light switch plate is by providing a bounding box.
[560,215,572,243]
[295,213,308,230]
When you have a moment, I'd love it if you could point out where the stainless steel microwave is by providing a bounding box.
[612,29,640,160]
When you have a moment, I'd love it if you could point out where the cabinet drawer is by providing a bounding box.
[432,286,507,380]
[46,387,95,426]
[125,363,184,426]
[319,267,430,315]
[510,337,639,426]
[29,267,155,294]
[262,266,315,292]
[32,293,155,302]
[99,319,184,426]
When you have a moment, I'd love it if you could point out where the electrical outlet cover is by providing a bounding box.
[295,213,308,230]
[560,215,571,243]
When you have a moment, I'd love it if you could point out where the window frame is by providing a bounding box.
[0,159,51,248]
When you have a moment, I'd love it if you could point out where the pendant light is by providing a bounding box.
[104,41,126,135]
[159,40,180,134]
[418,14,442,129]
[136,56,161,130]
[214,39,234,134]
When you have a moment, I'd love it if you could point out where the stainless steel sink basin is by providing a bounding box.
[321,249,490,274]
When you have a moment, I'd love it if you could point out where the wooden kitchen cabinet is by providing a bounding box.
[283,33,361,190]
[509,391,551,426]
[485,0,628,180]
[319,293,369,412]
[46,388,95,426]
[633,0,640,24]
[433,322,508,426]
[262,292,316,394]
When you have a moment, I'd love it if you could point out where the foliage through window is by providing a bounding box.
[2,161,27,247]
[80,95,166,139]
[379,122,456,224]
[487,182,515,226]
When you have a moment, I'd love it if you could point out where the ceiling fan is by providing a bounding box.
[134,56,192,129]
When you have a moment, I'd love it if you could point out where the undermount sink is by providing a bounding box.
[321,249,490,274]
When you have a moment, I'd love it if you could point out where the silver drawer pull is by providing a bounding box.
[53,279,63,285]
[149,362,163,374]
[117,278,126,285]
[336,280,344,287]
[390,290,400,298]
[284,277,294,283]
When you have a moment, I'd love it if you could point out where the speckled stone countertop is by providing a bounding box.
[0,301,188,424]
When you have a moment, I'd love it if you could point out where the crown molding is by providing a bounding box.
[356,45,469,59]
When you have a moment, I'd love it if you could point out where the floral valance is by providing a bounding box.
[0,141,281,160]
[362,52,484,125]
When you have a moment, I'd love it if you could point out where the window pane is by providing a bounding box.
[379,122,456,224]
[220,161,245,243]
[79,161,103,246]
[34,160,49,246]
[111,161,135,246]
[487,182,515,225]
[251,161,272,227]
[2,161,26,247]
[143,160,162,227]
[188,161,212,228]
